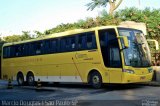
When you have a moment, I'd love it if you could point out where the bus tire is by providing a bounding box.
[27,72,35,86]
[17,72,24,86]
[89,71,102,89]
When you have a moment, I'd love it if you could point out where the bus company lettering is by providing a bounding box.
[18,58,43,63]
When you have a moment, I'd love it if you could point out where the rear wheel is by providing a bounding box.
[17,73,24,86]
[27,72,35,86]
[89,71,102,89]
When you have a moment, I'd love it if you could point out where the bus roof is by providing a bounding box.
[3,26,118,47]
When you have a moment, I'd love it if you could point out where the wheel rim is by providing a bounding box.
[18,77,23,85]
[28,76,34,84]
[92,75,100,84]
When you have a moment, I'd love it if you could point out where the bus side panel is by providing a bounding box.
[74,50,110,83]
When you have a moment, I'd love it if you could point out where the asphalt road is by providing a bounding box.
[0,80,160,106]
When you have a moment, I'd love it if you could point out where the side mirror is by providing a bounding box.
[147,39,159,50]
[117,36,129,48]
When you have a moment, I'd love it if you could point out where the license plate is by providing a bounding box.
[140,76,146,80]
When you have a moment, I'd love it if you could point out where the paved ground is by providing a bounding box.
[0,80,160,106]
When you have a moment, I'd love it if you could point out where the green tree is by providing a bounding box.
[21,31,32,40]
[3,7,160,47]
[3,31,32,43]
[34,31,44,38]
[115,7,160,42]
[86,0,123,15]
[4,35,22,43]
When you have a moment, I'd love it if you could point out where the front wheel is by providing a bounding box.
[90,71,102,89]
[27,73,35,86]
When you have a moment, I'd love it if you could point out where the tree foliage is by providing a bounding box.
[34,31,44,38]
[4,35,22,43]
[4,31,33,43]
[115,7,160,42]
[86,0,123,15]
[3,7,160,45]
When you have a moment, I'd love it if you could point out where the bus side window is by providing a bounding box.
[14,46,18,57]
[8,47,11,58]
[50,39,57,53]
[35,41,43,55]
[60,38,65,52]
[65,37,70,51]
[44,40,50,54]
[65,36,76,52]
[24,44,30,56]
[29,43,34,55]
[86,32,97,49]
[71,37,76,51]
[78,33,87,50]
[3,47,8,58]
[10,46,14,58]
[15,45,22,57]
[92,33,97,49]
[21,44,25,56]
[87,33,92,49]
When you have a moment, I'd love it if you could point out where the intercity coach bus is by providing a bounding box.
[1,26,153,88]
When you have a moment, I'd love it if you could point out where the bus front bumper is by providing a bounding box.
[121,72,153,83]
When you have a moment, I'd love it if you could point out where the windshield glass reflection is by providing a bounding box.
[118,28,150,67]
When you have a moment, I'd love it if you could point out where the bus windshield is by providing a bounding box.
[118,28,151,67]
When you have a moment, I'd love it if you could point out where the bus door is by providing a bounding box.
[107,40,122,83]
[99,29,122,83]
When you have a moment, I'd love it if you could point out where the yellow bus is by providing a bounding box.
[1,26,153,88]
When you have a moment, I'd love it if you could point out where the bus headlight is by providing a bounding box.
[123,69,135,74]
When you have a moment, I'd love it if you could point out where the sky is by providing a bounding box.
[0,0,159,36]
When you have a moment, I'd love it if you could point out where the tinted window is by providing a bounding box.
[3,31,97,58]
[3,47,8,58]
[50,39,58,53]
[60,38,66,52]
[15,45,23,57]
[78,32,96,50]
[44,40,51,54]
[78,33,87,50]
[99,29,121,68]
[87,32,96,49]
[35,41,43,55]
[23,44,30,56]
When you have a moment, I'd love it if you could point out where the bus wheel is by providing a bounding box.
[27,72,35,86]
[17,73,24,86]
[90,71,102,89]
